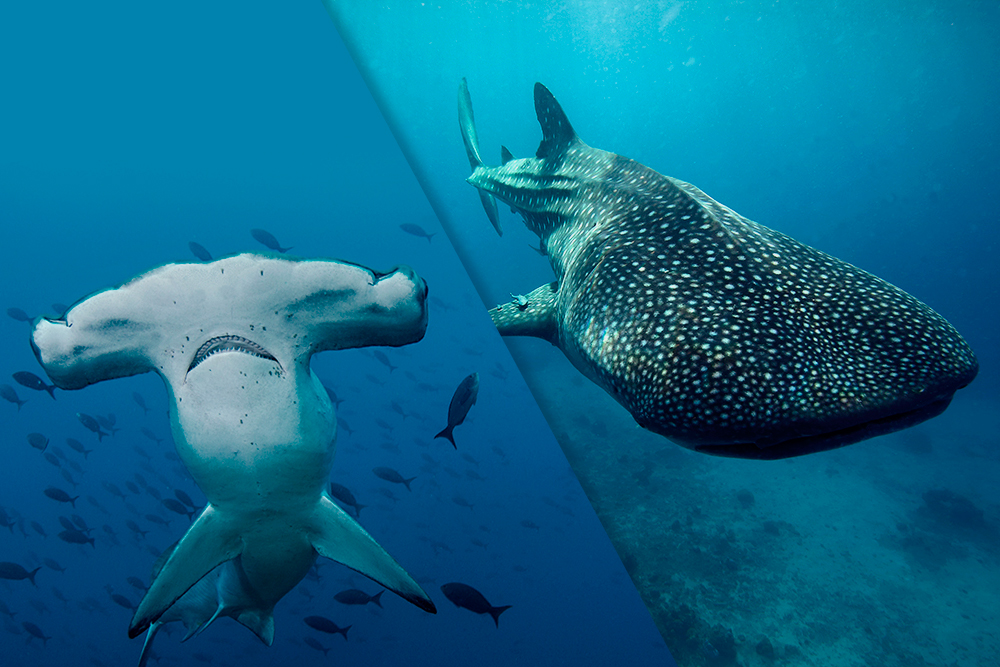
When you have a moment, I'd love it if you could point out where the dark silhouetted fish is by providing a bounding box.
[31,520,47,537]
[76,412,107,440]
[0,384,27,410]
[329,482,365,517]
[126,520,148,538]
[22,621,51,646]
[43,558,66,573]
[304,637,329,655]
[337,417,354,436]
[95,413,119,436]
[434,372,479,448]
[132,391,149,414]
[58,529,95,547]
[111,593,136,610]
[127,576,147,591]
[399,223,436,242]
[390,400,409,419]
[174,489,196,508]
[140,427,162,443]
[323,385,344,408]
[521,519,540,530]
[0,562,41,586]
[102,481,126,499]
[250,228,292,252]
[460,79,979,459]
[373,350,396,372]
[452,495,474,511]
[44,452,61,467]
[334,588,383,608]
[373,466,416,491]
[162,498,193,519]
[12,371,56,399]
[440,582,511,627]
[7,307,31,322]
[44,486,78,507]
[304,615,351,639]
[27,432,49,451]
[188,241,212,262]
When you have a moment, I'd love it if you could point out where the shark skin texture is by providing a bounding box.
[31,253,436,643]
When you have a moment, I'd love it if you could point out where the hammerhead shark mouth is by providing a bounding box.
[188,335,280,374]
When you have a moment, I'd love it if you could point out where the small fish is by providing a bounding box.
[174,489,196,508]
[373,466,417,491]
[334,589,383,608]
[375,417,394,431]
[127,576,147,591]
[58,517,76,531]
[44,487,78,507]
[7,307,31,322]
[337,417,354,436]
[391,400,409,419]
[125,520,147,538]
[373,350,397,373]
[440,582,511,627]
[434,373,480,448]
[145,513,170,527]
[95,413,119,436]
[323,385,345,408]
[188,241,213,262]
[250,228,292,253]
[452,495,474,511]
[0,384,27,410]
[399,223,436,242]
[520,519,540,530]
[57,529,94,547]
[30,520,47,537]
[43,558,65,572]
[329,482,365,517]
[27,433,49,451]
[132,391,149,414]
[44,452,61,467]
[303,637,329,655]
[304,615,351,639]
[22,621,51,646]
[12,371,56,399]
[0,562,41,586]
[125,481,140,495]
[76,413,107,440]
[162,498,193,519]
[111,593,135,610]
[139,427,162,443]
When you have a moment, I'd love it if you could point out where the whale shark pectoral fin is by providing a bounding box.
[489,282,559,344]
[458,78,502,236]
[129,505,243,638]
[311,496,436,614]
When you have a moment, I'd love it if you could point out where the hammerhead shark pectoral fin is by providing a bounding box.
[129,505,243,638]
[310,495,436,613]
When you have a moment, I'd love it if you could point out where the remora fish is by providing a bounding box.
[459,80,978,459]
[31,253,436,642]
[434,372,479,448]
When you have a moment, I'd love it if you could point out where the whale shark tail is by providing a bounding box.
[458,78,502,236]
[310,495,436,613]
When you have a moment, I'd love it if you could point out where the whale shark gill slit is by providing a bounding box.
[188,335,280,373]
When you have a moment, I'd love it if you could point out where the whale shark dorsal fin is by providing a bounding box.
[534,83,579,159]
[129,505,243,638]
[310,495,436,613]
[500,145,515,164]
[489,282,559,343]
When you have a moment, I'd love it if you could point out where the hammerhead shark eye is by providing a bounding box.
[188,335,280,373]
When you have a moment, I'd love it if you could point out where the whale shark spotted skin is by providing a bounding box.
[459,80,978,459]
[31,253,436,641]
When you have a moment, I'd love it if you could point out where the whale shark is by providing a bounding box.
[30,253,436,642]
[459,80,978,459]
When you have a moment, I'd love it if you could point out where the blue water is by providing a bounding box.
[326,1,1000,666]
[0,3,670,666]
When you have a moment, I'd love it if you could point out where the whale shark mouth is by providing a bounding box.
[188,335,280,373]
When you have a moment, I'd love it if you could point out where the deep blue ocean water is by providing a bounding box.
[3,2,998,667]
[0,2,670,666]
